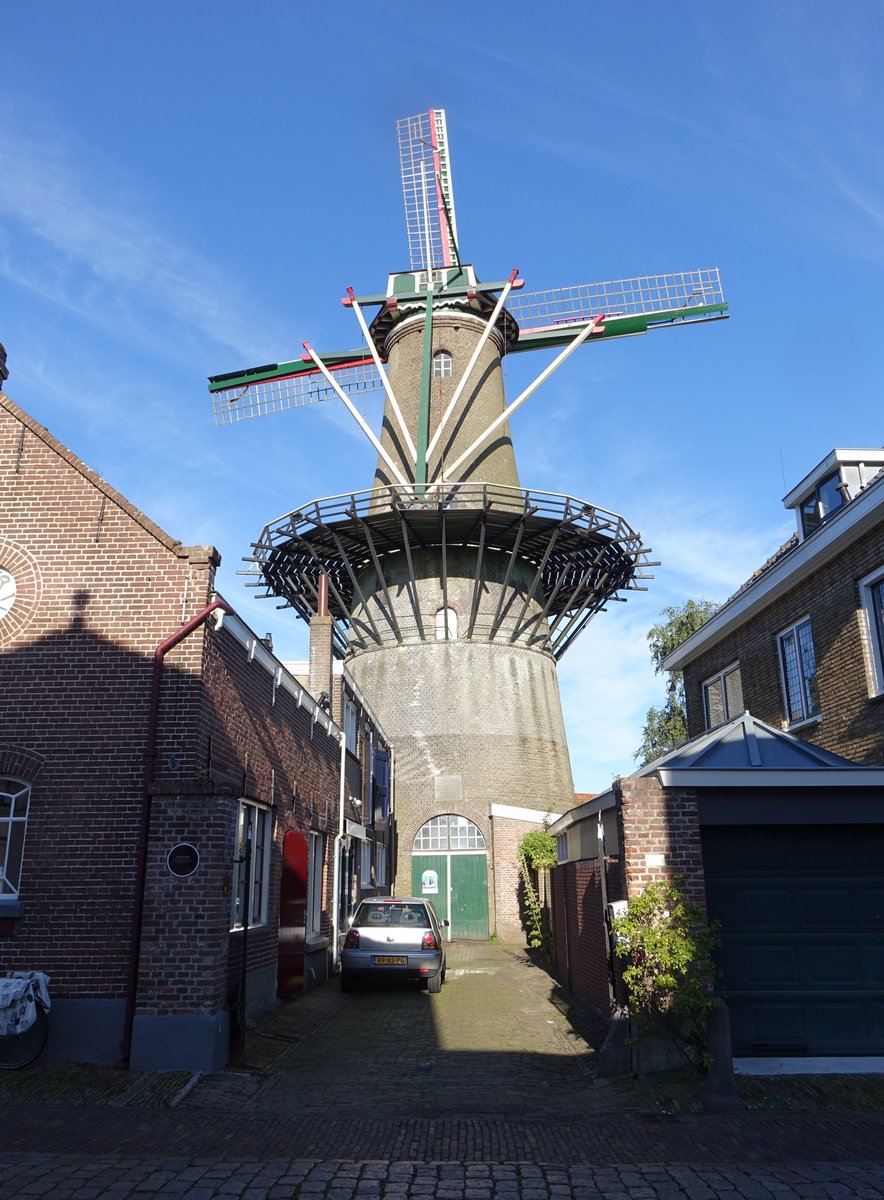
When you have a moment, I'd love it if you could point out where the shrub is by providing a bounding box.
[611,878,719,1068]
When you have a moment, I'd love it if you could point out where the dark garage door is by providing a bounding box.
[702,825,884,1056]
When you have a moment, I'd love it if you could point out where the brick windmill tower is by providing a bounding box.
[210,109,727,938]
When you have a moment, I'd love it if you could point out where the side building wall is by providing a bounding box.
[682,521,884,763]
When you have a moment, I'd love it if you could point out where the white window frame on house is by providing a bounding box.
[0,777,30,899]
[230,800,273,930]
[308,831,324,937]
[432,350,453,379]
[701,662,743,730]
[343,697,358,755]
[777,616,820,727]
[375,844,387,888]
[859,565,884,697]
[360,836,372,889]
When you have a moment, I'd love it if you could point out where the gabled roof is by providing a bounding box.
[639,711,884,787]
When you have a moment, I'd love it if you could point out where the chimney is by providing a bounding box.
[308,573,334,714]
[0,343,8,390]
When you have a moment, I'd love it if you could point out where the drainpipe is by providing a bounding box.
[123,597,233,1061]
[331,727,347,971]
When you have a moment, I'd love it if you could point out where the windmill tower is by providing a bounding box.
[210,109,728,938]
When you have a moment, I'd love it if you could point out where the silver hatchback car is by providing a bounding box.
[340,897,448,993]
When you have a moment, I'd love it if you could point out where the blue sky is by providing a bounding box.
[2,3,883,790]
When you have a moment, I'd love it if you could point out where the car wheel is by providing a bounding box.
[341,973,355,993]
[427,971,442,993]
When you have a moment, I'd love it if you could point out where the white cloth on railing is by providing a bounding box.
[0,971,51,1036]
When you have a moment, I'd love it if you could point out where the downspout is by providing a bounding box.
[123,597,233,1061]
[331,727,347,971]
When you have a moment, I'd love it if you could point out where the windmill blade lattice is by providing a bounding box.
[397,109,459,273]
[210,358,384,426]
[508,268,726,345]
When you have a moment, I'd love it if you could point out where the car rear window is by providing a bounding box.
[353,903,430,928]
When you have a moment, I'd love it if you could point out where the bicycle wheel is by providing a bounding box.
[0,1007,49,1069]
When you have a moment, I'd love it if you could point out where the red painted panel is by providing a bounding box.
[277,829,308,997]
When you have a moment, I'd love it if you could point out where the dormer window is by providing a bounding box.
[799,471,847,537]
[784,449,884,541]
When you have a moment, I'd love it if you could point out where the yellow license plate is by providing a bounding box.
[372,955,407,965]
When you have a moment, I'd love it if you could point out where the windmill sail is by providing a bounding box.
[397,109,459,273]
[209,356,383,426]
[508,268,727,352]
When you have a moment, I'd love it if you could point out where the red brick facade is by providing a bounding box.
[0,395,344,1071]
[682,509,884,765]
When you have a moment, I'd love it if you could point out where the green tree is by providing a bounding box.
[635,598,718,764]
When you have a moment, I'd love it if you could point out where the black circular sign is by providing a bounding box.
[167,843,200,878]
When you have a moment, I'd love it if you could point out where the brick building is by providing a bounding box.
[0,392,392,1071]
[665,447,884,762]
[549,714,884,1059]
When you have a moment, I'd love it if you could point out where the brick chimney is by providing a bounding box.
[0,343,8,390]
[308,573,333,713]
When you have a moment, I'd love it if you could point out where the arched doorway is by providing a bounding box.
[411,814,488,939]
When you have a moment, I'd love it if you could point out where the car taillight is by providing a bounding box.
[421,931,437,951]
[344,929,360,949]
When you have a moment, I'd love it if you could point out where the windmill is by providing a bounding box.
[209,109,727,938]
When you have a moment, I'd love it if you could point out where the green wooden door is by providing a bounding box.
[411,851,488,939]
[412,854,449,925]
[450,853,488,940]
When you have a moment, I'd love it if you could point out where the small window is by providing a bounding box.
[360,837,372,888]
[556,833,568,863]
[435,607,458,640]
[702,663,744,729]
[433,350,453,379]
[777,617,819,725]
[860,566,884,696]
[231,801,273,929]
[800,472,846,537]
[344,698,358,754]
[0,777,31,898]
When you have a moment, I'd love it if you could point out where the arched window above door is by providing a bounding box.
[413,814,485,852]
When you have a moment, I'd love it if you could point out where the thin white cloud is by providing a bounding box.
[0,121,290,364]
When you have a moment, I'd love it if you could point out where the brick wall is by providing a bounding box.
[615,777,706,912]
[683,521,884,763]
[0,397,214,995]
[1,396,343,1064]
[550,856,624,1016]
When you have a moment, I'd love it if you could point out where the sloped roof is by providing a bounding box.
[638,711,884,787]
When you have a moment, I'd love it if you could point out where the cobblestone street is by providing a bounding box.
[2,942,883,1198]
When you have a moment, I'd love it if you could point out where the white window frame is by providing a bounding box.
[343,698,358,755]
[308,831,324,937]
[432,350,453,379]
[0,777,31,899]
[701,662,743,730]
[375,844,387,888]
[360,836,372,889]
[859,565,884,697]
[777,616,820,727]
[230,800,273,930]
